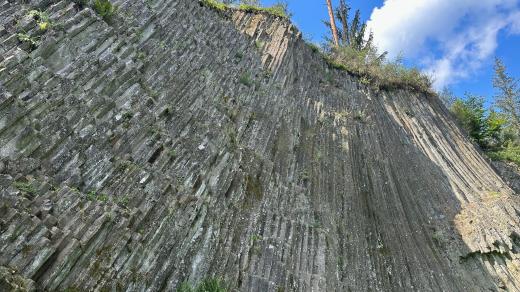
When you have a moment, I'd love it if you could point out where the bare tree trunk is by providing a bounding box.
[338,0,349,45]
[326,0,340,47]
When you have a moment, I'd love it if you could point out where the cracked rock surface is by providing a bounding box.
[1,0,520,291]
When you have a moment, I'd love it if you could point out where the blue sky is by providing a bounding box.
[262,0,520,106]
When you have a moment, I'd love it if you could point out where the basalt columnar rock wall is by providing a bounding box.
[1,0,520,291]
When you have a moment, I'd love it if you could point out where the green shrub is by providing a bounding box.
[450,95,486,143]
[93,0,116,21]
[487,145,520,166]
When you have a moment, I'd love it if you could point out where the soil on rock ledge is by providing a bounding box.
[1,0,520,291]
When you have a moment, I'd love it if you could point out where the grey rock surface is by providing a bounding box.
[1,0,520,291]
[493,160,520,194]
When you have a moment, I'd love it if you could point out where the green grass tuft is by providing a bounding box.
[238,4,289,18]
[177,278,227,292]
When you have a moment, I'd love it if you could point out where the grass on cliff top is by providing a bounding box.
[237,4,289,18]
[324,46,433,94]
[200,0,290,19]
[200,0,227,12]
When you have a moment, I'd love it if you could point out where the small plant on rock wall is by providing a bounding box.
[93,0,116,21]
[238,73,253,87]
[27,10,51,31]
[13,181,37,195]
[16,32,39,48]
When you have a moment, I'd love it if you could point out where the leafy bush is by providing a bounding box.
[93,0,116,21]
[177,278,227,292]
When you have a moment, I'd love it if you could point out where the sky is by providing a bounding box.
[261,0,520,106]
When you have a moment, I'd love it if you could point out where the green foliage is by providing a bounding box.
[93,0,116,21]
[327,46,432,92]
[27,10,50,31]
[168,149,177,159]
[13,181,37,194]
[450,94,486,144]
[118,196,130,207]
[488,145,520,166]
[87,191,109,202]
[201,0,290,18]
[493,58,520,135]
[238,2,290,18]
[485,110,508,148]
[16,33,39,48]
[238,73,253,87]
[176,278,227,292]
[446,58,520,166]
[321,1,431,92]
[200,0,228,12]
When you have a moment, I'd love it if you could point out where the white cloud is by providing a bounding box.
[367,0,520,89]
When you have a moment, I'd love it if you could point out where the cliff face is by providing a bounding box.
[1,0,520,291]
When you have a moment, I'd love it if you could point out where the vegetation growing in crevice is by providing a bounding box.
[93,0,116,21]
[28,10,51,31]
[16,32,39,49]
[87,191,109,202]
[13,181,37,195]
[238,73,254,87]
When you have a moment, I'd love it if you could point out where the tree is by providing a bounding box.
[325,0,340,47]
[439,87,456,108]
[485,109,507,148]
[493,57,520,136]
[324,0,382,58]
[450,94,487,145]
[336,0,349,45]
